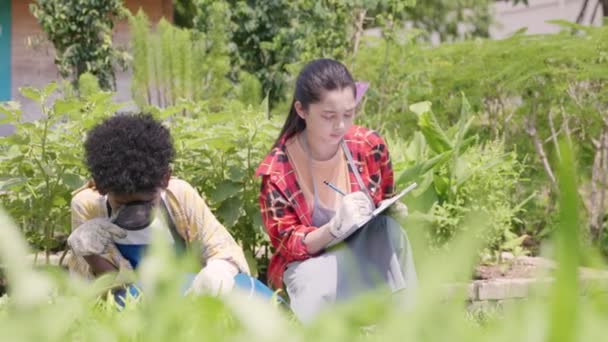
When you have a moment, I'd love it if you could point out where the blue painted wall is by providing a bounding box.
[0,0,11,101]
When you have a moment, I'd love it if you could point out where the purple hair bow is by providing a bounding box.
[355,81,369,105]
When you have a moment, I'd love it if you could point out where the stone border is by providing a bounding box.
[445,274,608,303]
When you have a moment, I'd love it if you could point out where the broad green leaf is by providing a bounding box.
[87,91,114,104]
[52,195,67,207]
[61,173,85,190]
[409,101,432,116]
[0,101,22,124]
[228,165,246,182]
[405,132,427,161]
[210,180,242,204]
[418,110,453,154]
[216,196,243,228]
[397,151,452,186]
[20,87,42,103]
[53,99,81,115]
[42,82,58,98]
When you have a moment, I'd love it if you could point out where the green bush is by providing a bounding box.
[30,0,128,90]
[430,140,524,250]
[150,99,281,276]
[1,80,279,275]
[129,10,236,108]
[0,81,123,255]
[354,23,608,249]
[191,0,416,104]
[387,98,527,256]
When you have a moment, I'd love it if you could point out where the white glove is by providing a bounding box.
[379,199,409,220]
[67,218,127,256]
[187,259,238,296]
[325,191,374,247]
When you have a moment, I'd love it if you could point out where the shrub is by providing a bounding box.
[30,0,128,90]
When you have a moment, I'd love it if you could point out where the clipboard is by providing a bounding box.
[357,182,418,228]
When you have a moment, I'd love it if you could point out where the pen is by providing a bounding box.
[323,180,346,196]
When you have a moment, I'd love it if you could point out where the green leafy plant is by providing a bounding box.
[392,98,527,254]
[354,23,608,250]
[0,79,124,259]
[151,99,281,277]
[129,10,235,108]
[192,0,416,104]
[30,0,129,90]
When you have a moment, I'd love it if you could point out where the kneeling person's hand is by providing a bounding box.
[187,259,238,296]
[68,218,127,256]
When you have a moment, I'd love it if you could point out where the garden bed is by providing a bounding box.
[463,254,608,305]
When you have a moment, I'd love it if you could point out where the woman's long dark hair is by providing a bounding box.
[274,59,356,146]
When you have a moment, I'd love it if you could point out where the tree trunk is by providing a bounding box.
[589,124,608,241]
[577,0,591,24]
[526,115,557,189]
[589,0,608,24]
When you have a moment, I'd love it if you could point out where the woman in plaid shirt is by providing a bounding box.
[257,59,417,322]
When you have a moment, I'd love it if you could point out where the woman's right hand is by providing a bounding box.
[325,191,374,245]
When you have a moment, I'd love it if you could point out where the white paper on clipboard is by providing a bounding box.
[357,182,418,228]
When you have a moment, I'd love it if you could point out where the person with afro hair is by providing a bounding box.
[66,113,273,301]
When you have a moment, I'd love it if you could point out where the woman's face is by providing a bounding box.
[296,87,356,147]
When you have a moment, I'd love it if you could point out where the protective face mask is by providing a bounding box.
[111,201,174,269]
[111,201,155,231]
[111,201,174,245]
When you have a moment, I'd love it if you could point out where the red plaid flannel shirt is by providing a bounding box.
[255,125,395,289]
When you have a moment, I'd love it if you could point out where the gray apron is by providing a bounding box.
[284,140,417,323]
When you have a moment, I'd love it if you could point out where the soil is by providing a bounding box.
[474,255,555,280]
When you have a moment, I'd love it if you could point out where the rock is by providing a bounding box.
[512,256,556,269]
[442,282,478,301]
[476,278,553,301]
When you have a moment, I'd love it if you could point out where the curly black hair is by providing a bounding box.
[84,113,175,194]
